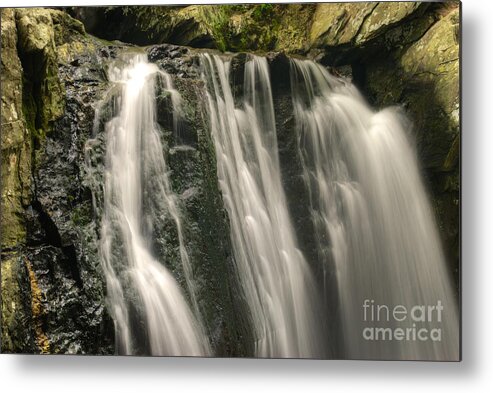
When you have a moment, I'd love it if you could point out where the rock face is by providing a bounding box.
[1,7,36,353]
[310,2,424,47]
[1,9,31,250]
[1,8,116,353]
[16,9,65,135]
[70,4,315,53]
[70,6,217,48]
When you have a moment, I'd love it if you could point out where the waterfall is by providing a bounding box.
[290,59,459,360]
[87,49,458,360]
[97,53,210,356]
[200,53,325,358]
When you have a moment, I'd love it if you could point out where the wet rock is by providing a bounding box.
[149,53,248,355]
[147,44,198,79]
[1,252,37,353]
[267,52,292,94]
[229,52,248,103]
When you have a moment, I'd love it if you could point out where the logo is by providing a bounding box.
[362,299,443,342]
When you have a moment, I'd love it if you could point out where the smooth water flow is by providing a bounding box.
[98,53,210,356]
[290,59,459,360]
[201,54,324,358]
[88,50,458,359]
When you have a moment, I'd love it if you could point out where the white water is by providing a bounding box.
[290,59,459,360]
[201,54,325,358]
[88,50,458,360]
[98,53,210,356]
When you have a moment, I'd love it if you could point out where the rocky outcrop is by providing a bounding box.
[70,6,217,48]
[1,8,117,353]
[70,5,310,52]
[15,9,65,136]
[308,2,435,64]
[1,8,31,249]
[1,8,36,353]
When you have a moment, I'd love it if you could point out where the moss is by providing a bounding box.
[122,5,176,41]
[15,8,65,133]
[56,39,96,64]
[85,5,311,54]
[70,202,92,226]
[0,7,70,249]
[202,5,276,52]
[1,8,31,248]
[3,7,115,355]
[50,9,85,46]
[7,8,67,245]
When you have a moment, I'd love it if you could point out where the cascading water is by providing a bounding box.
[96,52,210,356]
[290,59,459,360]
[200,54,325,358]
[85,48,458,360]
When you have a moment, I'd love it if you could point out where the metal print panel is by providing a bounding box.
[0,2,461,360]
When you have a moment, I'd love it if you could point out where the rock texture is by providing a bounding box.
[1,8,116,353]
[1,8,36,353]
[1,8,31,249]
[310,2,424,47]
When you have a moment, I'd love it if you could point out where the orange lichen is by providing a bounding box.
[25,259,50,354]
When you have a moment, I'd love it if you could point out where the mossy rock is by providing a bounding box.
[1,9,31,249]
[15,8,65,133]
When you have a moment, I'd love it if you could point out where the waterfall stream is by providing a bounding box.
[290,59,459,360]
[97,53,210,356]
[200,54,325,358]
